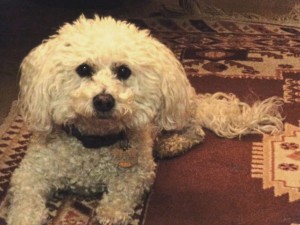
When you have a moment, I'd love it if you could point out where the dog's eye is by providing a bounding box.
[116,65,131,80]
[76,63,94,77]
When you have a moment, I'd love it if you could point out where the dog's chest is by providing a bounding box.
[63,151,112,193]
[39,135,142,191]
[63,147,116,184]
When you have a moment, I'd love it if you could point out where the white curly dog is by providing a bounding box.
[7,15,283,225]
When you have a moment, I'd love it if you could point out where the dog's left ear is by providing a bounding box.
[153,44,195,131]
[18,40,56,134]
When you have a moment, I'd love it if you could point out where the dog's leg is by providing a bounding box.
[6,139,56,225]
[96,128,156,225]
[96,167,155,225]
[7,166,51,225]
[154,119,205,158]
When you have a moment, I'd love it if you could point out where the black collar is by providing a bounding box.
[62,125,130,149]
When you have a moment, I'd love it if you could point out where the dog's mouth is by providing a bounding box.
[95,112,114,120]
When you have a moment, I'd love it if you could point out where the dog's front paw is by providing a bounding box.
[96,204,133,225]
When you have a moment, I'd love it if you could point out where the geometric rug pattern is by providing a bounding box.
[252,123,300,202]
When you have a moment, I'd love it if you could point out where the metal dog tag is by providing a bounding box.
[112,147,138,169]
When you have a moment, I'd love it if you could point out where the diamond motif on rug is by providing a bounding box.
[252,123,300,202]
[283,77,300,103]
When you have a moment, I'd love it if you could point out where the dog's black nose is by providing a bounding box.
[93,93,115,112]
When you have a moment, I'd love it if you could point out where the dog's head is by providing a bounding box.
[19,15,194,135]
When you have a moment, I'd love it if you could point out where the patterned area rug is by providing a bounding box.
[1,18,300,225]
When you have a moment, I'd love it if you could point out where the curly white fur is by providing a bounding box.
[7,15,284,225]
[197,92,283,138]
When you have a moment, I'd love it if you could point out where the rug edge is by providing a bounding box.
[0,101,19,138]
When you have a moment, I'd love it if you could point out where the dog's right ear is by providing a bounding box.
[18,41,54,134]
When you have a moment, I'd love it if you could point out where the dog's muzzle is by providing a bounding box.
[93,93,115,112]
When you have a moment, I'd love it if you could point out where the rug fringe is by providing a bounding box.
[251,142,264,178]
